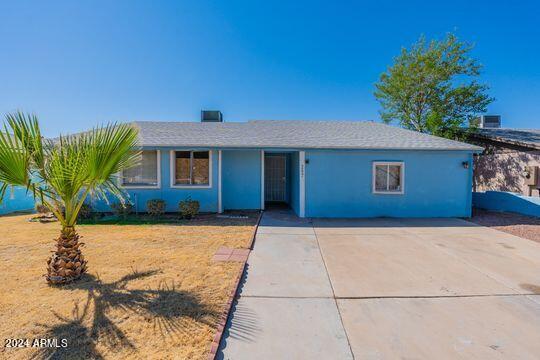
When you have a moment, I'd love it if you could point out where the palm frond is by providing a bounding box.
[5,111,46,169]
[0,116,35,203]
[85,123,140,185]
[45,122,138,225]
[0,113,139,225]
[45,133,88,198]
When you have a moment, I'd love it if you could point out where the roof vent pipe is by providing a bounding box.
[201,110,223,122]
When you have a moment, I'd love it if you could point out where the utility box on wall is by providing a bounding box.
[525,166,539,186]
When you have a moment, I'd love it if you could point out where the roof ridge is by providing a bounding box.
[129,119,482,151]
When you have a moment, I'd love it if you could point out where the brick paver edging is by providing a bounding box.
[207,210,263,360]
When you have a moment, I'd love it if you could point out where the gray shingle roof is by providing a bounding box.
[131,120,482,151]
[473,128,540,150]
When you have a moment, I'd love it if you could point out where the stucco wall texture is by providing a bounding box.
[474,150,540,197]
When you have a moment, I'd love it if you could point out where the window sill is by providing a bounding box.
[121,185,161,189]
[372,191,404,195]
[171,184,211,189]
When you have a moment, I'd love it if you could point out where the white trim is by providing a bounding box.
[169,150,213,189]
[121,149,161,189]
[372,161,405,195]
[299,151,305,217]
[218,150,223,213]
[260,150,265,210]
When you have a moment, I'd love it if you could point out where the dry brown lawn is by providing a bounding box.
[0,212,258,360]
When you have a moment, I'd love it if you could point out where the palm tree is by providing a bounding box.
[0,112,139,284]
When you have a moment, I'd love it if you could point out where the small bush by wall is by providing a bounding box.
[111,202,134,219]
[77,203,94,220]
[179,197,200,219]
[147,199,166,217]
[35,203,51,214]
[36,202,94,220]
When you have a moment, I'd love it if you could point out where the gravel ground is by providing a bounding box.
[470,208,540,244]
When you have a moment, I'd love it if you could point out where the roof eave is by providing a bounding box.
[138,143,482,151]
[469,133,540,151]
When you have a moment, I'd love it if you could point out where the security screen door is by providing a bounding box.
[265,155,287,202]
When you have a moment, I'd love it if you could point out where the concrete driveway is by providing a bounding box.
[218,211,540,359]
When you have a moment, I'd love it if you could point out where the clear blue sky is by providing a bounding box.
[1,1,538,137]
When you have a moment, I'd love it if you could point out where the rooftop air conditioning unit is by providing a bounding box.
[478,115,501,128]
[201,110,223,122]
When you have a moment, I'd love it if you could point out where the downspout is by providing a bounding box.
[466,153,474,217]
[218,150,223,213]
[299,151,306,218]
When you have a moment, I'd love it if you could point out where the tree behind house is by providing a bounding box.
[374,33,493,139]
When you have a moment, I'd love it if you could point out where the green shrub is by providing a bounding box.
[147,199,166,217]
[77,203,94,220]
[179,197,200,219]
[37,202,93,220]
[111,202,134,219]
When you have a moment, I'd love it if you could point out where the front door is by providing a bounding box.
[265,155,287,202]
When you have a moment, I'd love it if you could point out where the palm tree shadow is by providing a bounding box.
[32,269,220,359]
[145,280,218,339]
[32,301,103,360]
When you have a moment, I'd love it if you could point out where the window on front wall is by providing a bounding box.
[373,162,404,194]
[122,150,159,187]
[173,151,210,186]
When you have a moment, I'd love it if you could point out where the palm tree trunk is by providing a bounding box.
[46,226,87,285]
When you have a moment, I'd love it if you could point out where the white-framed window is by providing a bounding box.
[122,150,161,188]
[170,150,212,188]
[372,162,404,194]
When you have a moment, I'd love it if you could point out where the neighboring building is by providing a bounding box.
[92,112,481,218]
[467,117,540,197]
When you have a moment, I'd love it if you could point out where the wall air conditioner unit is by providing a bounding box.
[478,115,501,128]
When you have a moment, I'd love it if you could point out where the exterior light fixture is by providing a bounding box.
[462,161,469,169]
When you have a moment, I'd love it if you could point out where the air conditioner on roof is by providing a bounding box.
[478,115,501,128]
[201,110,223,122]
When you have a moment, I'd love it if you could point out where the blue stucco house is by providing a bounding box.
[91,115,482,218]
[0,133,36,214]
[0,185,35,215]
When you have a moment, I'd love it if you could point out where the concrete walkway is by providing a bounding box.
[217,209,352,359]
[218,211,540,359]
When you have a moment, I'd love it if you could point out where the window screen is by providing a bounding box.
[173,151,210,186]
[373,162,403,193]
[175,151,191,185]
[122,150,159,186]
[192,151,210,185]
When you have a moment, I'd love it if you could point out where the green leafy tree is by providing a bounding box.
[0,112,139,284]
[374,33,494,139]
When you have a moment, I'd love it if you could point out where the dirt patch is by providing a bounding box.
[0,213,258,360]
[520,283,540,294]
[498,243,516,249]
[470,208,540,244]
